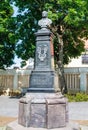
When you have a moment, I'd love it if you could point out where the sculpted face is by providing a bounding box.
[42,11,47,18]
[38,11,52,28]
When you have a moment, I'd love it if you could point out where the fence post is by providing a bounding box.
[80,69,87,92]
[13,70,18,90]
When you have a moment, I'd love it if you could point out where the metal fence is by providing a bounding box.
[0,67,88,93]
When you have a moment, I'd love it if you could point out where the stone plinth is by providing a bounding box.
[18,98,31,127]
[18,93,68,129]
[8,120,80,130]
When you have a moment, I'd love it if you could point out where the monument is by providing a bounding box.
[8,11,80,130]
[27,11,58,93]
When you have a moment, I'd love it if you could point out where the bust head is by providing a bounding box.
[42,11,47,18]
[38,11,52,29]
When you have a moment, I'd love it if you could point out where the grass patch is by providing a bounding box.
[65,92,88,102]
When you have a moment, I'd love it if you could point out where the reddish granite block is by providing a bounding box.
[46,98,66,129]
[18,98,31,127]
[30,103,46,128]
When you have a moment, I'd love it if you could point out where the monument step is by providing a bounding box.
[27,88,55,93]
[7,120,80,130]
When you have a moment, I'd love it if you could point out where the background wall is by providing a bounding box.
[0,68,88,94]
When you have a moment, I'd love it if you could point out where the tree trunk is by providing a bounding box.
[57,34,67,94]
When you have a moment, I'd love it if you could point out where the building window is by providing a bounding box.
[82,50,88,64]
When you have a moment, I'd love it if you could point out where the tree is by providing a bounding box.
[9,0,43,67]
[44,0,88,93]
[0,0,16,69]
[46,0,88,62]
[9,0,88,93]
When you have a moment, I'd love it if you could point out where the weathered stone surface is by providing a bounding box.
[18,98,31,127]
[46,99,66,129]
[65,99,69,122]
[9,120,80,130]
[18,102,23,125]
[46,98,66,104]
[26,92,63,99]
[28,70,56,92]
[30,103,46,128]
[18,94,68,129]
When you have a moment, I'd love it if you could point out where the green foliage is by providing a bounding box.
[8,0,88,66]
[0,0,17,69]
[45,0,87,64]
[9,0,42,63]
[65,93,88,102]
[1,0,87,68]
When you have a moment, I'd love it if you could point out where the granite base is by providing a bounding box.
[18,93,69,129]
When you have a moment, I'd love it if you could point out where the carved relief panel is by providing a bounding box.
[36,42,50,68]
[37,44,48,61]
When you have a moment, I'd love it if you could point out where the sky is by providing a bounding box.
[10,56,22,69]
[9,4,22,68]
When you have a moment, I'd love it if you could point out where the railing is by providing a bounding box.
[0,75,13,90]
[64,73,80,92]
[18,75,29,88]
[64,67,88,93]
[0,67,88,93]
[0,69,31,92]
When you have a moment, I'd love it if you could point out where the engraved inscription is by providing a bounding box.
[30,74,53,88]
[32,76,51,86]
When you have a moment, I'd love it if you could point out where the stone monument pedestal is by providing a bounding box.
[18,93,68,129]
[8,93,80,130]
[8,11,79,130]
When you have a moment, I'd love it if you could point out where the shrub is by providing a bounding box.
[65,92,88,102]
